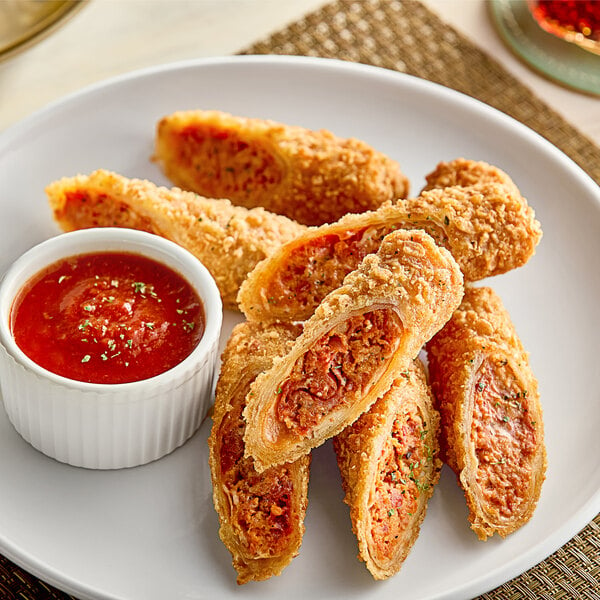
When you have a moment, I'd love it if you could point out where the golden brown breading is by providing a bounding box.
[45,169,306,311]
[208,320,309,584]
[422,158,520,193]
[426,286,546,540]
[238,183,541,323]
[333,359,442,580]
[243,229,464,472]
[153,110,410,226]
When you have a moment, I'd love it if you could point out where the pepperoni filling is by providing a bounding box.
[218,391,295,557]
[471,359,538,519]
[268,227,383,312]
[175,124,283,201]
[61,190,158,233]
[369,405,432,561]
[265,220,448,316]
[275,309,403,436]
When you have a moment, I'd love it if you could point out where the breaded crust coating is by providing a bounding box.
[153,110,410,226]
[422,158,520,193]
[243,229,463,472]
[333,359,442,580]
[208,320,309,584]
[45,169,306,311]
[238,182,541,323]
[426,286,546,540]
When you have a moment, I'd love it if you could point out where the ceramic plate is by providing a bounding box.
[0,56,599,600]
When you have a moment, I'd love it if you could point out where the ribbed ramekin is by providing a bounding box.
[0,228,222,469]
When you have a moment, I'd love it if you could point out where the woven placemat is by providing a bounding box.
[1,1,598,598]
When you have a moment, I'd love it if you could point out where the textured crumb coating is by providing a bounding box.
[153,109,410,226]
[426,286,546,540]
[45,169,306,310]
[421,158,520,194]
[333,359,442,579]
[208,320,309,584]
[243,229,463,472]
[238,182,541,323]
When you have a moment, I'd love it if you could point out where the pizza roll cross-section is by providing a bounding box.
[238,182,541,323]
[153,109,410,226]
[208,320,309,584]
[333,359,442,580]
[243,229,464,472]
[45,169,306,311]
[426,286,546,540]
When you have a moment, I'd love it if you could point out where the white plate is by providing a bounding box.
[0,55,599,600]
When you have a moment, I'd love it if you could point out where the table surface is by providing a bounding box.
[1,0,599,146]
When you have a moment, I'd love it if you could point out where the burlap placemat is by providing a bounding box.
[1,1,598,598]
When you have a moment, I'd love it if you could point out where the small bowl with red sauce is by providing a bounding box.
[0,228,222,469]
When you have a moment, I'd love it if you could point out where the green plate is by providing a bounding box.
[0,1,86,62]
[489,0,600,95]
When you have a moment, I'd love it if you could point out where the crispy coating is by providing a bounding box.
[243,229,464,472]
[153,110,410,226]
[45,169,306,311]
[422,158,520,193]
[238,182,542,323]
[333,359,442,580]
[208,320,309,584]
[426,286,546,540]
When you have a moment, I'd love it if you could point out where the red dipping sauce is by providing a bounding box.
[530,1,600,43]
[10,252,205,384]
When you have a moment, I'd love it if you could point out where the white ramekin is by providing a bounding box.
[0,228,222,469]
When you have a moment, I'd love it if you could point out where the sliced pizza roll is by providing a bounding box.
[426,286,546,540]
[243,229,464,472]
[421,157,520,194]
[208,320,309,584]
[153,109,410,226]
[238,183,541,323]
[46,169,305,311]
[333,359,442,580]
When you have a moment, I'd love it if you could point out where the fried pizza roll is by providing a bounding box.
[46,169,305,311]
[333,359,442,580]
[421,158,520,194]
[238,183,541,323]
[153,110,409,226]
[426,286,546,540]
[243,229,464,472]
[208,320,309,584]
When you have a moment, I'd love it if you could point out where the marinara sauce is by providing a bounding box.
[10,252,205,384]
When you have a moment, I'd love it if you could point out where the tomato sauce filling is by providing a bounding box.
[60,190,158,233]
[275,309,403,436]
[369,406,431,560]
[471,359,537,518]
[265,219,448,315]
[268,228,380,311]
[11,252,205,384]
[176,124,283,200]
[218,390,295,557]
